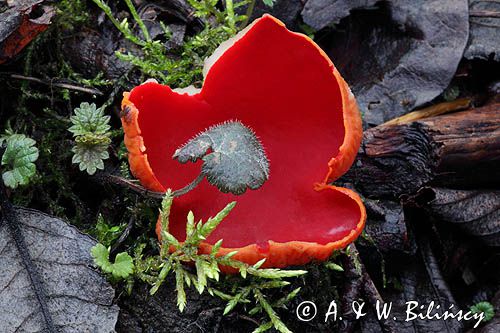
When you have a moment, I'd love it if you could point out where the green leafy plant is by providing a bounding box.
[93,214,126,247]
[69,102,111,175]
[91,0,253,87]
[262,0,276,7]
[0,133,39,189]
[91,243,134,279]
[133,191,306,332]
[470,301,495,323]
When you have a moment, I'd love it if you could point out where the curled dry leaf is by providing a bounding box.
[0,208,119,332]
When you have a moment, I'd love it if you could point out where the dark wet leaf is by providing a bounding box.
[244,0,304,30]
[374,238,464,333]
[362,199,415,254]
[301,0,378,30]
[302,0,469,125]
[465,0,500,61]
[173,121,270,195]
[422,188,500,246]
[0,208,119,332]
[0,0,55,64]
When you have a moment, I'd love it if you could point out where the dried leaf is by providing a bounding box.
[423,188,500,246]
[0,208,119,332]
[302,0,469,125]
[0,1,55,64]
[173,121,269,195]
[465,0,500,61]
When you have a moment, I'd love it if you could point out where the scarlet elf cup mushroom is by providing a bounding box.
[120,15,366,269]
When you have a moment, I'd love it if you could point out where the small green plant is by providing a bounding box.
[0,132,39,189]
[91,0,258,87]
[93,214,126,247]
[132,191,306,332]
[69,102,111,175]
[91,243,134,279]
[470,301,495,323]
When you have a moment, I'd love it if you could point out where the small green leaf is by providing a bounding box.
[175,268,187,312]
[262,0,275,8]
[470,301,495,322]
[200,201,236,238]
[173,121,269,195]
[250,268,308,279]
[160,190,174,233]
[253,258,266,269]
[69,102,110,136]
[252,321,273,333]
[186,211,195,236]
[91,243,113,273]
[69,102,111,175]
[325,262,344,272]
[195,258,207,294]
[90,244,134,279]
[1,134,38,189]
[255,290,291,333]
[211,239,223,256]
[112,252,134,278]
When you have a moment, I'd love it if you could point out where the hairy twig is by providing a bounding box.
[103,174,164,199]
[103,172,206,199]
[172,173,205,197]
[0,151,57,333]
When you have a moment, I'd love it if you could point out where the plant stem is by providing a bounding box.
[91,0,145,46]
[103,174,165,199]
[123,0,151,42]
[103,172,205,199]
[225,0,235,30]
[0,158,57,333]
[172,173,205,197]
[7,73,103,96]
[241,0,256,28]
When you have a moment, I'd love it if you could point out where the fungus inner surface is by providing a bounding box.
[130,16,360,249]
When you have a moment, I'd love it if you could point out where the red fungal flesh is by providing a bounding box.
[126,15,363,252]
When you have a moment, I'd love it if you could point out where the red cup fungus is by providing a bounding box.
[121,14,366,269]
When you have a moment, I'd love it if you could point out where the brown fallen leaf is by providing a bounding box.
[0,1,55,64]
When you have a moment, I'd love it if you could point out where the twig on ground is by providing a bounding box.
[7,73,104,96]
[383,98,471,126]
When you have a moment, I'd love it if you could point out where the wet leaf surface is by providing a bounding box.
[303,0,469,125]
[420,188,500,246]
[465,0,500,61]
[0,208,119,332]
[363,199,415,255]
